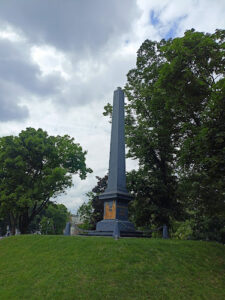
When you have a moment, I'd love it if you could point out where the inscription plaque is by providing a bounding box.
[104,201,116,219]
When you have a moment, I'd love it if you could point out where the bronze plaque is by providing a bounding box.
[104,201,116,219]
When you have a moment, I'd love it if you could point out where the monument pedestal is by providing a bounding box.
[86,193,142,237]
[87,219,142,237]
[96,219,135,232]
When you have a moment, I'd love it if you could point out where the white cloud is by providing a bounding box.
[0,23,26,42]
[31,45,71,80]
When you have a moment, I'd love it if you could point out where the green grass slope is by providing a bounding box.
[0,236,225,300]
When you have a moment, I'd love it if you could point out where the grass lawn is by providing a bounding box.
[0,235,225,299]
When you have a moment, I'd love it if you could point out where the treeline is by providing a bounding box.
[78,29,225,243]
[0,202,69,236]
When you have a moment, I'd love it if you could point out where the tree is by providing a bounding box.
[127,29,225,230]
[30,203,70,234]
[78,175,107,229]
[0,127,92,234]
[0,214,8,236]
[178,79,225,215]
[103,29,225,232]
[45,203,70,234]
[157,29,225,228]
[37,203,69,235]
[77,197,93,229]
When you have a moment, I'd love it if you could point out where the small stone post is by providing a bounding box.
[163,224,169,239]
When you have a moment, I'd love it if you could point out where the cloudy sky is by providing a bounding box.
[0,0,224,213]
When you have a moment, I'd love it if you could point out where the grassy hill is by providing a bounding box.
[0,235,225,300]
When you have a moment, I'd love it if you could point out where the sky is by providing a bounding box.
[0,0,225,213]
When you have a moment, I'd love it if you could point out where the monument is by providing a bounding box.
[88,87,142,237]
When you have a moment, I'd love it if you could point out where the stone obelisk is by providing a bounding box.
[96,87,136,235]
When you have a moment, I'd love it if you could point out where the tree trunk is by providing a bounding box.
[19,210,30,234]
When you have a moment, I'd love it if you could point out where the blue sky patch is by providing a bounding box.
[165,23,177,40]
[150,10,160,26]
[164,15,187,40]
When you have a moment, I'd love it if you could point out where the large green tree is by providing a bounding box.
[158,29,225,227]
[0,127,92,234]
[103,29,225,232]
[125,29,225,229]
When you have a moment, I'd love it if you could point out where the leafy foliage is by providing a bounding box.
[125,29,225,231]
[0,127,92,234]
[34,203,70,235]
[40,217,55,235]
[78,175,107,229]
[102,29,225,239]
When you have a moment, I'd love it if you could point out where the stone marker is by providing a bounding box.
[88,87,142,237]
[113,220,120,240]
[64,222,71,236]
[6,225,11,236]
[163,224,169,239]
[15,228,21,235]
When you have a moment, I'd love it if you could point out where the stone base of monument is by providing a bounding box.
[82,219,144,237]
[96,219,135,232]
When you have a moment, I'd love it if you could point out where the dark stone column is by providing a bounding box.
[95,87,136,234]
[106,87,127,194]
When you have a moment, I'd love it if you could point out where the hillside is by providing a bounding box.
[0,235,225,299]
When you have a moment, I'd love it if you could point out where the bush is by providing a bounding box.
[192,216,225,244]
[40,217,54,235]
[171,216,225,244]
[171,220,193,240]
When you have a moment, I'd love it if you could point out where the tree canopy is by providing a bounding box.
[0,127,92,234]
[127,29,225,232]
[100,29,225,241]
